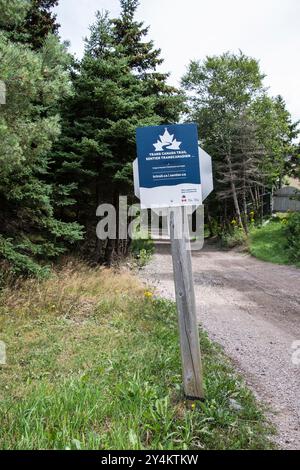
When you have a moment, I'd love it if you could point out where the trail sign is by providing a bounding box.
[136,123,202,209]
[134,146,213,204]
[134,123,214,401]
[199,147,213,201]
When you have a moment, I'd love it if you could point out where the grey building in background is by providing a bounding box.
[273,187,300,213]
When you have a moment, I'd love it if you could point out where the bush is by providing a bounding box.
[285,212,300,263]
[221,227,247,248]
[0,236,50,279]
[131,237,154,267]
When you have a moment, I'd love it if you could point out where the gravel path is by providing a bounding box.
[140,242,300,450]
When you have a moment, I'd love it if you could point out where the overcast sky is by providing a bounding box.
[55,0,300,122]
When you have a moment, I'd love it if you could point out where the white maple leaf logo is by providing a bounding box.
[153,128,182,151]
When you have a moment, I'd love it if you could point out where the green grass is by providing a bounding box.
[221,227,247,249]
[249,219,299,267]
[0,263,274,450]
[131,236,155,267]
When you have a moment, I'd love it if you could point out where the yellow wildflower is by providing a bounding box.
[144,291,153,299]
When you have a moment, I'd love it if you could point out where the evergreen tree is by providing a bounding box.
[50,13,159,263]
[112,0,184,122]
[291,145,300,181]
[1,0,60,49]
[251,95,299,189]
[112,0,163,72]
[0,0,31,30]
[217,115,265,230]
[182,52,298,230]
[51,7,184,263]
[0,8,82,277]
[182,52,266,230]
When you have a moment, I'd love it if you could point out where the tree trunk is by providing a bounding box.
[261,186,265,222]
[226,154,244,230]
[242,159,248,234]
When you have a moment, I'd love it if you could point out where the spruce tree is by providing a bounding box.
[50,12,162,263]
[112,0,184,122]
[112,0,163,72]
[182,53,298,229]
[1,0,60,49]
[50,6,184,263]
[0,6,82,277]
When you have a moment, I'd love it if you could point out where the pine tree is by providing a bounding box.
[112,0,163,72]
[0,0,31,29]
[50,8,184,264]
[182,53,299,230]
[50,12,162,263]
[112,0,184,122]
[290,145,300,181]
[182,52,270,230]
[1,0,60,49]
[0,8,82,278]
[25,0,60,49]
[251,95,299,189]
[217,115,265,230]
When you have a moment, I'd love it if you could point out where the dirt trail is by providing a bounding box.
[140,242,300,450]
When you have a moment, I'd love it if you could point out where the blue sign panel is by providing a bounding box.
[136,123,202,209]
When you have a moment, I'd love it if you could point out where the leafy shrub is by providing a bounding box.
[131,237,154,267]
[221,227,247,248]
[285,212,300,263]
[205,218,222,238]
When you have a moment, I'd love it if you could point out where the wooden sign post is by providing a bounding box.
[169,207,204,400]
[134,124,213,401]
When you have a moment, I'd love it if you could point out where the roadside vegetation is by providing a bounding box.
[216,210,300,268]
[0,263,274,450]
[0,0,298,452]
[1,0,299,277]
[131,236,155,268]
[249,219,289,266]
[249,213,300,267]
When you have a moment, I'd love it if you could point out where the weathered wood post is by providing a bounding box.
[169,206,204,400]
[134,124,213,400]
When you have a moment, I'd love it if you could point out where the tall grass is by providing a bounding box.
[249,219,299,266]
[0,262,274,450]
